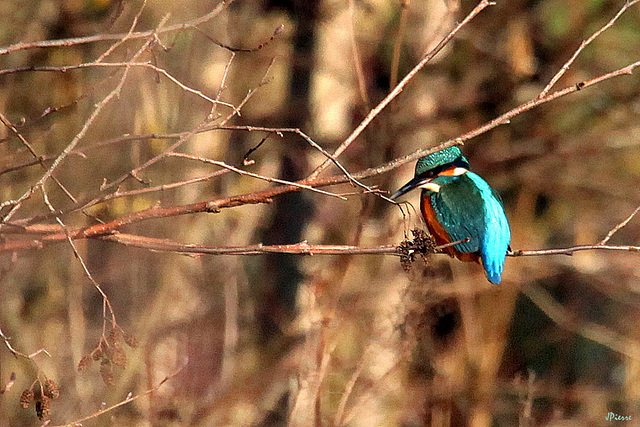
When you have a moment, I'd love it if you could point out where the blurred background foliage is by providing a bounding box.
[1,0,640,425]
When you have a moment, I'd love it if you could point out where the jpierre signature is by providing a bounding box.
[606,412,631,421]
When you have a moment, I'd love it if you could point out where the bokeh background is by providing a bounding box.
[1,0,640,425]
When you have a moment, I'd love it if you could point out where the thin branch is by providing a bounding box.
[219,126,374,193]
[389,0,410,89]
[0,325,51,379]
[599,205,640,245]
[308,0,494,179]
[209,50,235,119]
[95,0,148,64]
[166,152,348,200]
[349,0,371,109]
[0,112,76,204]
[0,16,165,224]
[510,244,640,257]
[538,0,639,98]
[83,170,231,210]
[0,0,234,56]
[101,233,399,255]
[194,23,284,53]
[0,62,236,109]
[48,363,186,427]
[523,284,639,358]
[41,185,117,334]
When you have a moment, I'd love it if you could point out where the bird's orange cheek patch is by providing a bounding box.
[439,167,468,176]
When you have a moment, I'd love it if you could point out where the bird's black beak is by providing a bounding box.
[390,175,432,200]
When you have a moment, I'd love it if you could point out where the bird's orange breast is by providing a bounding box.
[420,194,480,264]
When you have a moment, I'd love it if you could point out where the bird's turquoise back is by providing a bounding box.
[428,172,510,284]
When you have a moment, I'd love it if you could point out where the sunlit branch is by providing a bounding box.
[0,0,234,56]
[538,0,639,98]
[309,0,495,178]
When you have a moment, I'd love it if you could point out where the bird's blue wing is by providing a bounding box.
[430,172,510,283]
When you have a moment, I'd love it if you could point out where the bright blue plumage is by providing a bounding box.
[391,147,511,284]
[427,172,510,283]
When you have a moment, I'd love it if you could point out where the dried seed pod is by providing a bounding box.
[43,379,60,399]
[100,359,115,386]
[20,388,34,408]
[112,346,127,368]
[78,355,93,372]
[92,347,103,361]
[123,332,138,348]
[35,396,50,420]
[107,327,122,345]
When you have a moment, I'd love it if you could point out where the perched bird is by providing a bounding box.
[391,146,510,284]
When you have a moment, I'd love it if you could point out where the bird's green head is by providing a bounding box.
[391,146,470,200]
[415,146,468,176]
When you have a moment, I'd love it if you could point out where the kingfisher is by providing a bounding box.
[391,146,510,284]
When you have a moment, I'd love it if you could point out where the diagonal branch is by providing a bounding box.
[308,0,495,179]
[598,205,640,245]
[538,0,639,98]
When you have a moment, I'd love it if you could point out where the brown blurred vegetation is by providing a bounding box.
[1,0,640,426]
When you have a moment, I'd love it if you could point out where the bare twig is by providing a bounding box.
[348,0,371,108]
[0,326,51,368]
[523,284,639,358]
[538,0,639,98]
[82,170,231,210]
[1,15,166,224]
[193,23,284,53]
[0,112,76,204]
[309,0,494,179]
[221,126,374,193]
[389,0,410,89]
[598,205,640,245]
[0,62,235,108]
[209,50,235,119]
[0,0,234,56]
[41,186,117,336]
[509,244,640,257]
[101,234,399,255]
[166,152,347,200]
[48,363,186,427]
[95,0,148,63]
